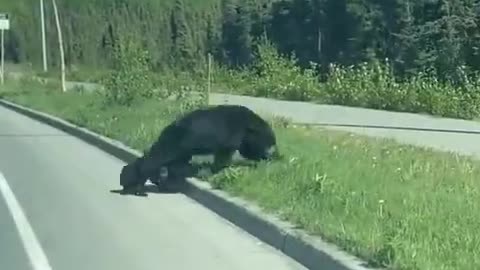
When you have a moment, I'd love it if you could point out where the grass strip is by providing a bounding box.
[2,81,479,270]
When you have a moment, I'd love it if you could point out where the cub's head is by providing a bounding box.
[120,158,147,188]
[120,163,138,188]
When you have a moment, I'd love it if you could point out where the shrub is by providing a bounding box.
[248,38,322,102]
[101,36,154,106]
[226,43,480,119]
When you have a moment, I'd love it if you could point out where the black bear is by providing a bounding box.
[119,104,280,195]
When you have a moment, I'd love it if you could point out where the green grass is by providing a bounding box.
[2,81,480,270]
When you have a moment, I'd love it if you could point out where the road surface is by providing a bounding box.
[0,105,306,270]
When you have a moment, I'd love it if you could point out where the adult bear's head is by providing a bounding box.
[241,116,282,161]
[240,134,281,161]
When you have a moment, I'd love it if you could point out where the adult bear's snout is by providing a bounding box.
[265,145,282,161]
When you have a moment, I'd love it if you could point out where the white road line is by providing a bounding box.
[0,171,53,270]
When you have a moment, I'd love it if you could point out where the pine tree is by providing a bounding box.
[170,0,196,68]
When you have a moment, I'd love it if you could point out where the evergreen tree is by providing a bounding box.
[170,0,196,68]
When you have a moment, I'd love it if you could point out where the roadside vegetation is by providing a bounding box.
[2,35,480,270]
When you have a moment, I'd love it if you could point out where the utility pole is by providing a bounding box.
[1,28,4,85]
[40,0,48,72]
[51,0,65,92]
[207,53,212,103]
[0,13,10,85]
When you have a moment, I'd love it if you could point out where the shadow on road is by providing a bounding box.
[109,183,183,197]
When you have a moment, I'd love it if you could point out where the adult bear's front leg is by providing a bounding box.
[145,154,192,192]
[211,148,236,174]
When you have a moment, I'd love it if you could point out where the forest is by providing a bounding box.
[1,0,479,82]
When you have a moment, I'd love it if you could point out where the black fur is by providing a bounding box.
[119,104,280,194]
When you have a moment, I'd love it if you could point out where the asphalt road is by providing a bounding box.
[0,105,306,270]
